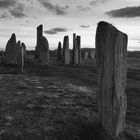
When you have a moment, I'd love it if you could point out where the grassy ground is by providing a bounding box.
[0,54,139,140]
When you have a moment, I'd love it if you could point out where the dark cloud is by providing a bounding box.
[80,25,90,28]
[106,6,140,18]
[0,0,16,8]
[89,0,109,6]
[39,0,68,15]
[0,0,27,19]
[9,4,27,18]
[77,6,90,12]
[44,27,68,35]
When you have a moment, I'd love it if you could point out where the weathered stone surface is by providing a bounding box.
[96,21,127,139]
[38,36,49,66]
[63,36,70,64]
[35,25,43,58]
[57,42,62,60]
[77,36,81,64]
[84,51,89,59]
[21,42,26,61]
[72,33,78,64]
[89,50,95,60]
[17,41,24,73]
[5,33,17,65]
[0,50,4,64]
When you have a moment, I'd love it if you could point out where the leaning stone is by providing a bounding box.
[5,33,17,65]
[57,42,62,60]
[35,24,43,58]
[17,41,24,73]
[38,36,49,66]
[96,21,127,139]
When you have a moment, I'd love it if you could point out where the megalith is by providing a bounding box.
[57,42,62,60]
[77,36,81,63]
[84,51,88,59]
[21,42,26,61]
[17,41,24,73]
[63,36,70,64]
[96,21,127,139]
[38,36,49,66]
[5,33,17,65]
[72,33,78,64]
[35,24,43,58]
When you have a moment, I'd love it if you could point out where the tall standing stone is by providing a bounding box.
[96,21,127,139]
[38,36,49,66]
[35,25,43,58]
[5,33,17,65]
[77,36,81,64]
[21,42,26,61]
[84,51,88,59]
[63,36,70,64]
[72,33,78,64]
[17,41,24,73]
[57,42,62,60]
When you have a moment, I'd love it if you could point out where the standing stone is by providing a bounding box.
[57,42,62,60]
[96,21,127,139]
[5,33,17,65]
[35,25,43,58]
[17,41,24,73]
[63,36,70,64]
[38,36,49,66]
[89,50,95,60]
[77,36,81,64]
[72,33,78,64]
[21,42,26,61]
[84,51,88,59]
[0,50,4,64]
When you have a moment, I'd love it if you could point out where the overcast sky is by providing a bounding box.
[0,0,140,50]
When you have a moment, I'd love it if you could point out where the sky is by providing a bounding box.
[0,0,140,51]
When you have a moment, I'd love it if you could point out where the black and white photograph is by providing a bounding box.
[0,0,139,140]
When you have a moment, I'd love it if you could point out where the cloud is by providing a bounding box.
[0,0,27,19]
[39,0,68,15]
[77,6,90,12]
[0,0,16,8]
[80,25,90,28]
[89,0,109,6]
[44,27,68,35]
[9,4,27,18]
[106,6,140,18]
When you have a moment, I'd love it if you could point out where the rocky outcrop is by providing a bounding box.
[5,33,17,65]
[35,25,43,58]
[38,36,49,66]
[96,21,128,139]
[57,42,62,60]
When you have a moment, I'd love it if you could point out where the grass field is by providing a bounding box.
[0,51,139,140]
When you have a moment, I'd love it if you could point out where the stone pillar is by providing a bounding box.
[5,33,17,65]
[63,36,70,64]
[96,21,127,139]
[77,36,81,64]
[35,24,43,58]
[17,41,24,73]
[38,36,49,66]
[57,42,62,60]
[21,42,26,61]
[72,33,78,64]
[84,51,88,59]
